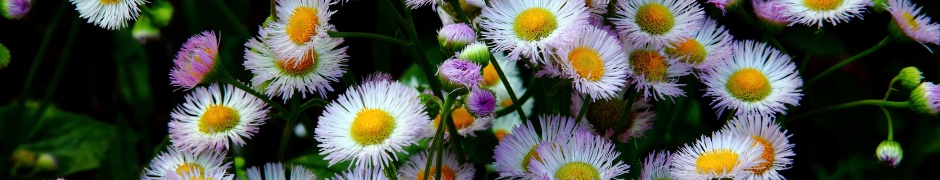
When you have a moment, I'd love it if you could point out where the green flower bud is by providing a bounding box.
[896,67,923,90]
[132,16,160,44]
[458,42,490,65]
[876,140,903,167]
[909,82,940,115]
[36,153,57,171]
[420,93,441,118]
[150,0,174,27]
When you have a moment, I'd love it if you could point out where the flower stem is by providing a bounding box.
[270,0,277,20]
[488,56,527,121]
[277,96,301,161]
[575,94,591,124]
[494,81,535,117]
[884,76,900,100]
[766,36,788,55]
[24,17,82,140]
[788,99,910,123]
[808,36,892,85]
[423,94,456,180]
[880,107,894,140]
[328,31,412,46]
[445,0,472,23]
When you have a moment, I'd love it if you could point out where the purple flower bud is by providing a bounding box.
[438,58,483,88]
[438,23,477,52]
[2,0,31,20]
[363,71,394,84]
[466,88,496,117]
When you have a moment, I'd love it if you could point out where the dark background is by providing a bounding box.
[2,0,940,179]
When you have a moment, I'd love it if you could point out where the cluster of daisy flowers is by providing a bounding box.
[65,0,936,178]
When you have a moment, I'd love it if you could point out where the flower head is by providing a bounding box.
[624,42,693,101]
[876,140,903,167]
[142,146,233,180]
[780,0,870,27]
[897,66,924,90]
[438,58,483,88]
[663,18,733,71]
[244,26,349,99]
[168,83,270,153]
[571,92,655,143]
[886,0,940,50]
[458,42,491,65]
[69,0,147,30]
[640,151,674,180]
[466,88,497,117]
[331,166,388,180]
[480,0,589,64]
[613,0,705,48]
[246,162,317,180]
[909,82,940,115]
[528,129,630,179]
[399,151,476,180]
[753,0,792,34]
[170,31,221,90]
[549,26,629,101]
[1,0,30,20]
[493,114,581,178]
[314,80,430,167]
[671,131,763,179]
[432,105,493,137]
[702,40,803,118]
[439,23,478,52]
[266,0,336,60]
[721,115,796,179]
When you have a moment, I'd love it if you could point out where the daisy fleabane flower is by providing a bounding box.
[702,40,803,118]
[314,80,430,167]
[780,0,870,27]
[142,146,233,180]
[671,131,764,179]
[170,31,220,90]
[69,0,147,30]
[432,105,493,137]
[399,151,476,180]
[168,83,270,153]
[612,0,705,48]
[571,91,655,143]
[663,18,733,71]
[548,26,628,101]
[886,0,940,49]
[528,129,630,180]
[405,0,434,9]
[909,82,940,115]
[438,58,483,89]
[721,115,796,180]
[640,151,674,180]
[493,114,581,179]
[480,0,589,64]
[753,0,792,26]
[246,162,317,180]
[267,0,336,60]
[625,42,693,101]
[244,26,349,99]
[584,0,610,15]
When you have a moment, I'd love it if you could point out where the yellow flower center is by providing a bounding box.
[695,149,740,175]
[586,99,625,131]
[569,47,606,81]
[664,38,707,65]
[726,68,772,102]
[902,12,920,30]
[635,4,675,35]
[482,63,500,87]
[100,0,121,4]
[514,8,558,41]
[629,50,669,82]
[803,0,843,11]
[198,105,240,134]
[434,107,475,130]
[500,98,514,108]
[350,108,396,146]
[286,7,320,44]
[275,49,318,76]
[417,165,457,180]
[175,163,206,180]
[749,136,776,175]
[494,129,509,142]
[522,145,542,173]
[555,162,601,180]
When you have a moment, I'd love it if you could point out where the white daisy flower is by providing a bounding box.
[168,83,270,153]
[886,0,940,49]
[551,26,629,101]
[493,114,581,179]
[671,131,764,179]
[266,0,336,60]
[663,18,733,71]
[480,0,589,64]
[69,0,147,30]
[701,40,803,118]
[780,0,870,27]
[624,42,693,101]
[432,106,493,137]
[612,0,705,48]
[721,115,796,180]
[571,91,655,143]
[244,26,349,99]
[314,80,430,167]
[528,129,630,179]
[142,146,233,180]
[640,151,674,180]
[399,151,476,180]
[329,166,388,180]
[246,162,317,180]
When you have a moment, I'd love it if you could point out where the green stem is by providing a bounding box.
[17,0,69,107]
[270,0,277,20]
[328,31,412,46]
[575,94,590,124]
[884,76,900,100]
[220,75,288,113]
[615,90,640,134]
[299,98,329,111]
[212,0,250,38]
[277,96,301,161]
[488,56,527,121]
[880,107,894,140]
[389,0,445,99]
[808,36,892,85]
[767,36,788,55]
[788,99,910,123]
[445,0,472,23]
[423,94,456,180]
[799,29,825,75]
[494,81,535,117]
[25,16,82,140]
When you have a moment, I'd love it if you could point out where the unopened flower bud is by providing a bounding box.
[466,88,496,117]
[876,140,903,167]
[458,42,490,65]
[437,58,482,90]
[1,0,30,20]
[438,23,477,53]
[897,67,923,90]
[37,153,57,171]
[909,82,940,115]
[150,0,174,27]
